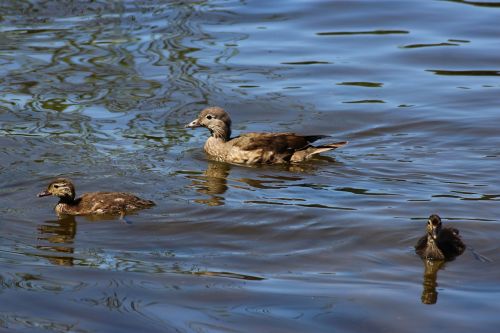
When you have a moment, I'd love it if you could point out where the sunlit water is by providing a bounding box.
[1,0,499,332]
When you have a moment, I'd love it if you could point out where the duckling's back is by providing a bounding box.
[58,192,155,215]
[436,227,466,259]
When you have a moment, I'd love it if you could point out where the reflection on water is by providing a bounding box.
[0,0,214,171]
[182,158,344,207]
[401,42,460,49]
[0,313,91,333]
[187,160,231,206]
[33,213,265,282]
[427,70,500,76]
[37,216,76,266]
[0,1,169,112]
[420,259,446,305]
[447,0,500,8]
[2,0,500,331]
[183,269,264,281]
[316,30,409,36]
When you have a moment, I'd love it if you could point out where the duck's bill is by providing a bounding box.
[37,190,51,197]
[185,119,201,128]
[432,228,438,239]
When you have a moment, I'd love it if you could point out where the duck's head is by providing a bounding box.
[426,214,442,240]
[38,178,76,201]
[185,106,232,140]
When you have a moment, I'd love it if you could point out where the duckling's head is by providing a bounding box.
[185,106,232,140]
[38,178,76,201]
[426,214,442,240]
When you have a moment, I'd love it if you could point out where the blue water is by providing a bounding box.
[1,1,499,332]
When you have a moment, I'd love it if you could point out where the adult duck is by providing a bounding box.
[185,107,347,164]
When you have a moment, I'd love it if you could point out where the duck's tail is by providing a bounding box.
[291,141,348,162]
[312,141,348,154]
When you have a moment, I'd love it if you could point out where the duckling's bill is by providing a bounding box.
[37,190,51,197]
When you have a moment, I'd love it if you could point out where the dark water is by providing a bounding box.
[1,0,499,332]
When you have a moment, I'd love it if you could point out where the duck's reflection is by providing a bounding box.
[420,259,445,304]
[186,159,333,206]
[189,160,231,206]
[37,216,77,266]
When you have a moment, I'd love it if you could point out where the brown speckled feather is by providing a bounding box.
[38,178,155,217]
[56,192,155,216]
[227,133,346,163]
[415,215,466,261]
[232,133,327,152]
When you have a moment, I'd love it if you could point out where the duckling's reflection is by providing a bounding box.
[420,259,445,304]
[37,216,77,266]
[190,160,231,206]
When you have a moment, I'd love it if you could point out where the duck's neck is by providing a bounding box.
[58,196,76,205]
[204,136,226,158]
[210,124,231,142]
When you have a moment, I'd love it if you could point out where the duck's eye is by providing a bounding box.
[54,185,59,189]
[206,115,212,120]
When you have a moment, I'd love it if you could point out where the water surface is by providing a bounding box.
[1,1,499,332]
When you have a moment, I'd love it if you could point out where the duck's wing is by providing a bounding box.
[230,132,328,153]
[415,234,428,256]
[79,192,154,215]
[439,228,466,258]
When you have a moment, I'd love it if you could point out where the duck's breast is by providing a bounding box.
[204,137,229,161]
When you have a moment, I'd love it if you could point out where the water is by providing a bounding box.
[1,0,499,332]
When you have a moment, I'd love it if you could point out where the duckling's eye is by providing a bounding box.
[54,185,59,189]
[206,115,212,120]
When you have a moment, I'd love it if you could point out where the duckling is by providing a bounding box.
[185,106,347,164]
[38,178,155,216]
[415,214,466,260]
